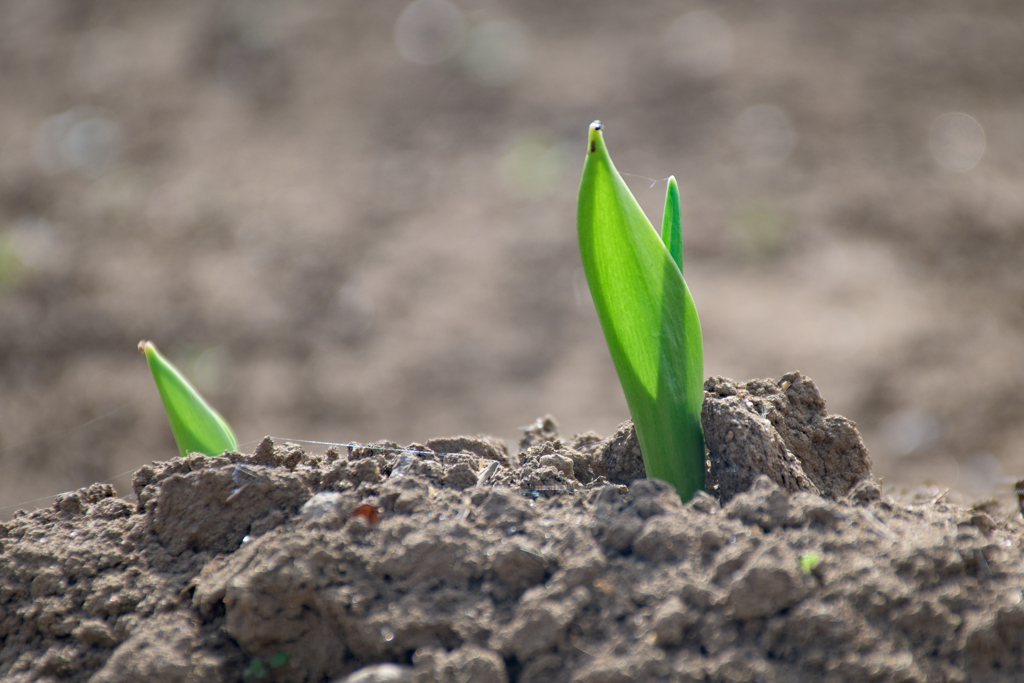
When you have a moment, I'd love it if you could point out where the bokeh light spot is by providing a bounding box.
[664,10,734,78]
[174,346,232,396]
[6,217,69,278]
[333,277,375,342]
[959,452,1006,495]
[500,133,567,197]
[732,104,795,168]
[731,201,786,257]
[0,234,24,289]
[394,0,466,66]
[880,410,939,458]
[34,108,120,177]
[929,112,985,172]
[461,20,531,87]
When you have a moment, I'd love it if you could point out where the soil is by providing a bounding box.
[4,374,1023,683]
[3,0,1024,519]
[2,3,1024,680]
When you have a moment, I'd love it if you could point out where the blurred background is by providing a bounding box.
[2,0,1023,517]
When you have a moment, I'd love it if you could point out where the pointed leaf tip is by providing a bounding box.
[587,121,605,154]
[661,176,683,273]
[141,340,237,458]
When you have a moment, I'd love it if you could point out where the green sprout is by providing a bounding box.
[0,233,25,289]
[799,552,821,575]
[577,121,705,502]
[242,653,289,680]
[242,659,267,681]
[139,340,237,457]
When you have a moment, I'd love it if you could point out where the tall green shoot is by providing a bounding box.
[577,122,705,501]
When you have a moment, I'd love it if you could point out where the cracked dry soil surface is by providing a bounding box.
[2,374,1024,683]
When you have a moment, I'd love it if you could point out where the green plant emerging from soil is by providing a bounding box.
[139,340,237,457]
[577,121,705,502]
[799,552,822,575]
[242,652,289,680]
[138,122,705,498]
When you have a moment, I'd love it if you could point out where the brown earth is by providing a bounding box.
[2,0,1024,519]
[3,375,1023,682]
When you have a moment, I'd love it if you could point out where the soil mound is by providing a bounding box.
[2,375,1022,682]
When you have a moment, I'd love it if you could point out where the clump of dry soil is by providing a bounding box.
[2,374,1023,683]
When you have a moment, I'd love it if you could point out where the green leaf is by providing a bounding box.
[660,176,683,273]
[139,340,237,457]
[577,121,704,501]
[799,552,821,574]
[242,658,266,680]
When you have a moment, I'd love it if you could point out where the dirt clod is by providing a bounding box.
[2,376,1022,682]
[705,373,873,501]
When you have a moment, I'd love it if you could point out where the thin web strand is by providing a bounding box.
[262,436,437,457]
[3,428,580,514]
[0,465,139,512]
[0,405,129,456]
[620,173,672,192]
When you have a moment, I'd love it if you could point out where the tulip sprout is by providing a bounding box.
[577,121,705,502]
[139,340,237,457]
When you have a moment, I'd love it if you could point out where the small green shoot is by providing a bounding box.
[242,653,289,680]
[0,234,24,289]
[577,122,705,502]
[242,659,266,681]
[139,340,237,457]
[660,176,683,272]
[799,552,821,575]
